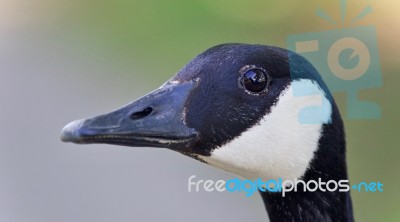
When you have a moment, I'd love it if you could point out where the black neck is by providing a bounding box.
[261,187,353,222]
[260,106,353,222]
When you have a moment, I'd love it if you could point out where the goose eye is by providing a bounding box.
[240,68,269,93]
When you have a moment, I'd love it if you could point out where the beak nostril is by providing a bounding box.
[130,107,153,120]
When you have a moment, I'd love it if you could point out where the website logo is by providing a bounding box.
[188,175,384,197]
[286,0,382,122]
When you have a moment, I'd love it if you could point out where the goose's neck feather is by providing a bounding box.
[261,104,353,222]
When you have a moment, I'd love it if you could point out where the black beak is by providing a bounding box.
[61,80,198,150]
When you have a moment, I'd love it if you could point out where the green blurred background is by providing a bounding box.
[1,0,399,221]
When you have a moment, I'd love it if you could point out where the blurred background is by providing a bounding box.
[0,0,398,221]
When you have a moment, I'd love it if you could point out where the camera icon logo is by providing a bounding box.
[287,16,382,122]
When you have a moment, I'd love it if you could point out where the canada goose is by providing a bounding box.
[61,43,353,221]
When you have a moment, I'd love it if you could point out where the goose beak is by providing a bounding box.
[61,80,198,150]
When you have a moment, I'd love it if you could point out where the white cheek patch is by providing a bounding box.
[198,79,332,181]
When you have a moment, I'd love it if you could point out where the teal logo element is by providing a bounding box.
[287,1,382,121]
[351,181,384,192]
